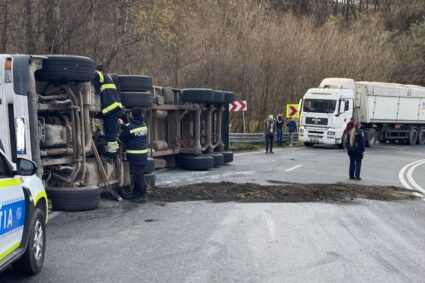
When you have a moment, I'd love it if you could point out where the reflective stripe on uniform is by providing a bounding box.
[101,102,123,114]
[100,83,117,92]
[96,70,104,83]
[0,178,22,187]
[107,141,119,153]
[129,126,148,134]
[126,149,148,154]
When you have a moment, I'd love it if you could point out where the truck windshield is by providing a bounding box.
[303,99,336,114]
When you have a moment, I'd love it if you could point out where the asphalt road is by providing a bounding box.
[2,143,425,282]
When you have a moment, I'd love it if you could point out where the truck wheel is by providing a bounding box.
[223,91,235,104]
[12,208,46,275]
[118,75,153,92]
[222,151,234,163]
[338,134,348,149]
[408,128,418,145]
[365,129,376,147]
[145,158,155,174]
[180,155,214,170]
[46,186,100,211]
[304,142,314,147]
[206,153,224,167]
[144,173,155,188]
[418,128,425,145]
[121,91,154,107]
[181,89,216,104]
[35,55,95,82]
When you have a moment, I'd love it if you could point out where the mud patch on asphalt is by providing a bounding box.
[150,182,421,203]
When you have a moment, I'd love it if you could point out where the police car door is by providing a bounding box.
[0,152,25,261]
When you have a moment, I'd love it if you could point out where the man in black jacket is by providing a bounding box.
[118,108,149,203]
[347,121,365,180]
[93,64,123,161]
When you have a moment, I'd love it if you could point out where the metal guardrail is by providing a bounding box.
[229,133,298,143]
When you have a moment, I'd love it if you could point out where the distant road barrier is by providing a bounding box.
[229,133,298,143]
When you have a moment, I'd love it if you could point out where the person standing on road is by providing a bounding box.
[276,114,284,147]
[287,117,297,147]
[347,121,365,180]
[264,114,276,154]
[93,64,123,162]
[118,108,149,203]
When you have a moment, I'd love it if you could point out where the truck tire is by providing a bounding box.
[365,129,376,147]
[118,75,153,92]
[35,55,95,82]
[145,158,155,174]
[214,91,226,104]
[121,91,154,107]
[181,89,216,104]
[46,186,100,211]
[145,173,155,188]
[12,208,46,275]
[418,128,425,145]
[180,155,214,171]
[304,142,314,147]
[222,151,234,163]
[338,134,348,149]
[207,153,224,167]
[408,128,418,145]
[223,91,235,104]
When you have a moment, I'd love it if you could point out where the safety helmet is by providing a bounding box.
[268,114,274,120]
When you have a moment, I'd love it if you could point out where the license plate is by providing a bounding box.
[310,138,320,143]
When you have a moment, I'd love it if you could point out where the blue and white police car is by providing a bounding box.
[0,148,48,275]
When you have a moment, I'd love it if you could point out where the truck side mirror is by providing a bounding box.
[339,100,346,114]
[17,158,37,176]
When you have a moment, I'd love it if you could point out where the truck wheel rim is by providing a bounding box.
[33,220,44,262]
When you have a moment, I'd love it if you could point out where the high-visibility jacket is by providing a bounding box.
[94,71,123,115]
[118,119,148,165]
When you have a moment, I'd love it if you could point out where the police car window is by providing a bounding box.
[0,154,11,178]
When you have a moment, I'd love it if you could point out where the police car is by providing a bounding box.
[0,149,48,274]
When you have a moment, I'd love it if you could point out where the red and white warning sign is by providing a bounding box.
[229,100,247,112]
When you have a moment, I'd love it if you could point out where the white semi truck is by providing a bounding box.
[299,78,425,148]
[0,54,234,211]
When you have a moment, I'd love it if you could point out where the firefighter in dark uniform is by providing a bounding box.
[93,65,123,161]
[118,108,148,203]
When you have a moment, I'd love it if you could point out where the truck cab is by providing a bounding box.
[299,78,354,148]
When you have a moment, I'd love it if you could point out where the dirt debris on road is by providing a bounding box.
[150,182,420,203]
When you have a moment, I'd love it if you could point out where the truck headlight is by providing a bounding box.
[300,129,304,133]
[327,131,335,136]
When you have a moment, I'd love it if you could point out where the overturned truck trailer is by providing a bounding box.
[0,55,235,211]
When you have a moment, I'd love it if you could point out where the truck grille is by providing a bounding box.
[306,117,328,125]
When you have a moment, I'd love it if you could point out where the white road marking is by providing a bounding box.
[398,159,425,198]
[49,211,61,220]
[265,212,276,241]
[286,165,302,172]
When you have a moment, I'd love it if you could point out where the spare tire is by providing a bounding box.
[207,153,224,167]
[35,55,95,82]
[46,186,100,211]
[223,91,235,104]
[145,173,156,188]
[181,88,216,104]
[118,75,153,92]
[145,158,155,174]
[222,151,234,163]
[180,155,214,171]
[121,91,154,107]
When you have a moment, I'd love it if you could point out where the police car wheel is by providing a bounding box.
[144,173,156,188]
[181,89,216,104]
[35,55,95,82]
[120,91,154,107]
[222,151,234,163]
[118,75,153,92]
[13,208,46,275]
[180,155,214,171]
[47,186,100,211]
